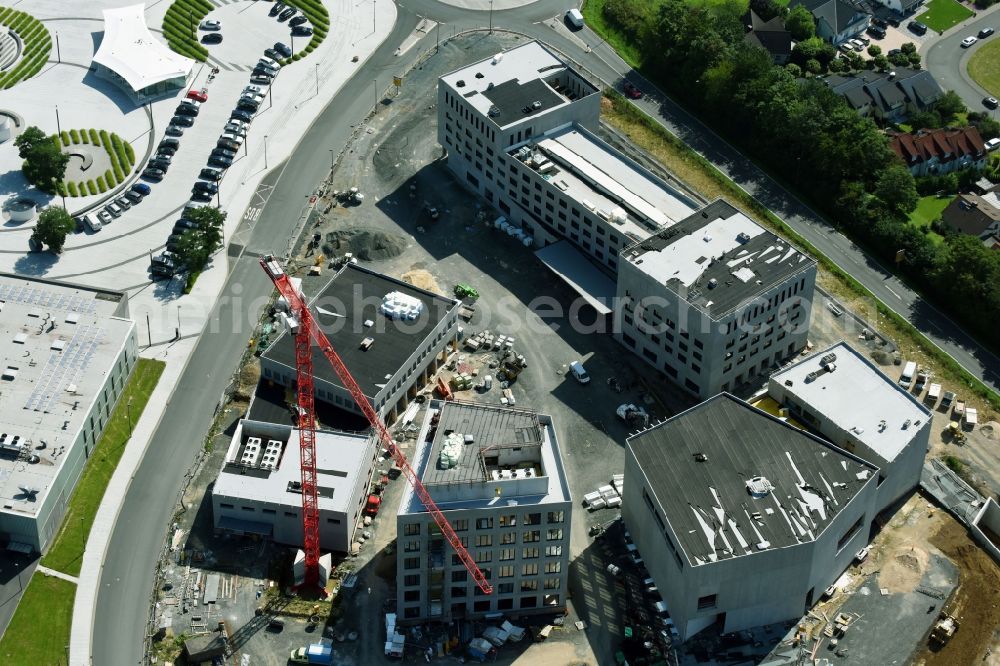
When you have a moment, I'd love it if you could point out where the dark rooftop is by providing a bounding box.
[261,264,458,399]
[628,394,877,566]
[624,200,815,318]
[246,380,371,433]
[480,77,567,129]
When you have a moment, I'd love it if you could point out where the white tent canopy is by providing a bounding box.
[92,4,194,95]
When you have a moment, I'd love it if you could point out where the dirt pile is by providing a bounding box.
[401,269,443,295]
[324,228,406,261]
[878,547,928,593]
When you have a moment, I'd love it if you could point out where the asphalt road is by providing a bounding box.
[924,7,1000,110]
[94,1,1000,663]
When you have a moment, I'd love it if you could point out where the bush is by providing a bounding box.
[69,129,80,144]
[56,181,66,197]
[88,129,100,145]
[96,176,107,193]
[104,168,115,186]
[292,53,302,61]
[123,140,135,165]
[81,130,89,144]
[60,130,70,145]
[67,181,78,197]
[86,180,97,195]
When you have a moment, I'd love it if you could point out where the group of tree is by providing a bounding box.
[173,205,226,274]
[600,0,1000,347]
[30,206,74,252]
[14,126,68,193]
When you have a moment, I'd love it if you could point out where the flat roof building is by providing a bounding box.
[0,274,137,553]
[623,394,879,641]
[211,414,378,553]
[768,342,931,513]
[616,200,817,399]
[396,401,572,624]
[260,264,460,422]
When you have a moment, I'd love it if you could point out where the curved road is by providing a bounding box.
[94,1,1000,663]
[924,6,1000,110]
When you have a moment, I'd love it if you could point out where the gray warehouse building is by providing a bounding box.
[396,401,572,624]
[211,415,378,553]
[260,264,460,422]
[0,274,137,553]
[768,342,931,514]
[623,394,879,642]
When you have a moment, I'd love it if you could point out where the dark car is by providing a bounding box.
[871,17,887,29]
[200,167,222,181]
[867,25,886,39]
[151,263,176,279]
[212,147,237,159]
[190,190,214,202]
[160,138,180,151]
[149,154,171,167]
[141,167,165,181]
[201,33,223,44]
[174,218,197,232]
[291,25,313,37]
[217,138,240,152]
[278,7,296,21]
[158,145,177,157]
[985,96,999,109]
[230,109,254,123]
[263,48,283,61]
[269,2,285,17]
[193,181,219,194]
[132,183,151,195]
[980,27,995,39]
[165,234,184,252]
[237,99,259,113]
[165,125,184,137]
[623,82,642,99]
[208,155,233,168]
[171,115,195,127]
[175,104,199,117]
[908,20,927,35]
[124,190,144,204]
[289,15,308,27]
[250,74,272,86]
[273,42,292,58]
[888,47,902,56]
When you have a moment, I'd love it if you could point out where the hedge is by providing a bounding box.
[162,0,213,61]
[67,182,78,197]
[70,129,80,144]
[124,141,135,165]
[81,131,89,144]
[283,0,329,59]
[96,176,107,193]
[88,129,100,145]
[60,130,70,145]
[86,180,96,195]
[0,8,51,88]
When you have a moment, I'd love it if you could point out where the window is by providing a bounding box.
[837,515,864,551]
[544,578,561,590]
[476,534,492,547]
[500,548,515,561]
[404,607,420,619]
[452,570,468,583]
[499,565,515,578]
[404,574,420,586]
[498,583,514,595]
[545,545,562,557]
[474,601,491,612]
[220,503,234,509]
[523,530,540,543]
[404,590,421,602]
[241,506,255,512]
[476,517,494,530]
[404,540,420,552]
[475,550,493,563]
[523,547,539,559]
[284,511,297,517]
[451,586,468,597]
[520,596,538,608]
[547,528,563,541]
[404,523,421,536]
[524,513,541,525]
[545,561,561,574]
[404,557,420,570]
[499,514,517,527]
[453,519,468,532]
[520,580,539,592]
[522,563,539,576]
[697,594,718,610]
[547,511,564,524]
[500,531,515,544]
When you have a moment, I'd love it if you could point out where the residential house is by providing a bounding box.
[790,0,871,44]
[941,192,1000,247]
[823,68,943,123]
[744,10,794,64]
[889,126,987,176]
[873,0,925,16]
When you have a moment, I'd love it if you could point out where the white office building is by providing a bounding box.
[396,401,572,624]
[768,342,932,513]
[623,394,879,642]
[0,274,137,553]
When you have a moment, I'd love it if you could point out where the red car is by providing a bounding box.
[186,88,208,103]
[623,83,642,99]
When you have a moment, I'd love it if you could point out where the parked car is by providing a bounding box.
[165,234,184,252]
[105,202,123,218]
[224,123,248,137]
[857,35,870,45]
[237,99,259,113]
[141,167,165,181]
[867,25,886,39]
[193,181,219,194]
[170,115,195,127]
[165,125,184,137]
[187,88,208,102]
[160,138,180,151]
[623,82,642,99]
[158,145,177,157]
[979,27,995,39]
[176,104,199,117]
[278,7,296,21]
[986,137,1000,151]
[871,17,887,29]
[230,109,254,123]
[124,190,144,204]
[212,147,237,159]
[220,131,244,144]
[291,25,313,37]
[250,75,272,86]
[273,42,292,58]
[131,182,151,196]
[149,154,172,167]
[208,155,233,168]
[151,261,176,278]
[269,2,285,17]
[962,36,978,48]
[289,15,308,27]
[81,214,101,232]
[97,210,113,225]
[984,96,999,109]
[202,33,223,44]
[200,167,223,181]
[240,92,264,104]
[114,196,132,210]
[243,85,263,95]
[839,43,854,54]
[200,19,221,31]
[908,20,927,35]
[190,190,214,202]
[849,38,865,51]
[218,138,241,152]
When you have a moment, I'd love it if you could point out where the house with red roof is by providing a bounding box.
[888,127,987,177]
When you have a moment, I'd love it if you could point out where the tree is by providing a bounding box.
[874,164,918,216]
[31,207,74,253]
[900,41,917,55]
[173,206,226,272]
[785,5,815,41]
[13,126,47,160]
[750,0,783,21]
[21,141,70,194]
[785,62,803,77]
[909,109,942,129]
[969,111,1000,139]
[934,90,966,124]
[867,44,882,57]
[872,54,889,72]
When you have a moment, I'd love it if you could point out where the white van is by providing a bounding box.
[258,56,281,70]
[899,361,916,390]
[569,360,590,384]
[986,137,1000,152]
[565,8,584,30]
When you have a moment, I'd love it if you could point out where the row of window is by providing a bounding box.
[401,592,560,618]
[401,544,564,571]
[404,512,564,536]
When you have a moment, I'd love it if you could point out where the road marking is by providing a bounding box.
[243,206,262,223]
[887,287,902,300]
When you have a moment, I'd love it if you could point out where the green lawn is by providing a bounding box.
[969,39,1000,97]
[582,0,645,67]
[41,358,165,576]
[0,575,75,665]
[915,0,974,33]
[907,195,952,245]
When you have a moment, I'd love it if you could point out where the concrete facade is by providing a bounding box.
[0,274,137,553]
[395,401,572,624]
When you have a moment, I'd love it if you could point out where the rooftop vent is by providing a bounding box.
[707,278,718,289]
[820,353,837,366]
[746,476,774,498]
[488,105,500,117]
[492,53,504,65]
[693,453,708,462]
[532,100,542,109]
[475,72,484,79]
[456,79,466,88]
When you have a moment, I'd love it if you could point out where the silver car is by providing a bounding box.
[105,202,123,218]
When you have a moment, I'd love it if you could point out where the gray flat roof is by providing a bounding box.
[213,418,375,514]
[528,126,695,238]
[624,200,815,318]
[770,343,931,463]
[628,394,877,566]
[261,264,458,399]
[0,274,133,517]
[534,241,616,315]
[440,41,597,129]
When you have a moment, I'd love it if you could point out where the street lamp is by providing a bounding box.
[315,63,319,97]
[329,149,334,175]
[489,0,494,34]
[127,396,134,437]
[264,135,269,169]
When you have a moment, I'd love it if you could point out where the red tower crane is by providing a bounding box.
[260,256,493,594]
